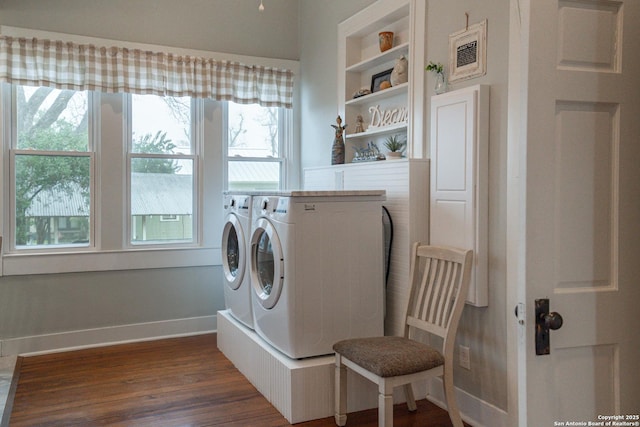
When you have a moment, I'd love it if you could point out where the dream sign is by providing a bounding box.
[368,105,409,128]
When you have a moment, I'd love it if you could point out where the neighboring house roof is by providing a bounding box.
[131,173,192,215]
[25,173,193,217]
[26,186,88,217]
[227,160,279,183]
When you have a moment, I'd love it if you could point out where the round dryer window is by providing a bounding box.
[222,215,246,290]
[251,218,284,309]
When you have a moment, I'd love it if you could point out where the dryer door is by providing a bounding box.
[222,214,246,290]
[250,217,284,310]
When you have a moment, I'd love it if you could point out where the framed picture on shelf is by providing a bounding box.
[448,19,487,83]
[371,68,393,93]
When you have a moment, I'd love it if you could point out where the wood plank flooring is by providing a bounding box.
[9,334,466,426]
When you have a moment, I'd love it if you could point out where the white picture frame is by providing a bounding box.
[448,20,487,83]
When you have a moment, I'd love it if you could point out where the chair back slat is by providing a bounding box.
[404,243,473,342]
[426,258,445,325]
[406,315,447,338]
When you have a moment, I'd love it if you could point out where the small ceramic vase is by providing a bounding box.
[378,32,394,52]
[390,55,408,86]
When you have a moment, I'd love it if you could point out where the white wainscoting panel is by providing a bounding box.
[304,159,430,337]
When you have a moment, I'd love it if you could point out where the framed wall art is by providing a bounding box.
[370,68,393,93]
[448,19,487,83]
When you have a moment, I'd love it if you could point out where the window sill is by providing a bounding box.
[1,246,221,276]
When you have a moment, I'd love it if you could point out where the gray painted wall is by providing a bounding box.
[0,0,299,60]
[298,0,510,411]
[298,0,376,168]
[0,267,221,339]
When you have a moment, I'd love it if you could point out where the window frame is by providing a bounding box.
[125,94,201,248]
[0,87,214,276]
[7,85,96,254]
[223,102,292,192]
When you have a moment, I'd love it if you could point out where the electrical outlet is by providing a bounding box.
[459,345,471,370]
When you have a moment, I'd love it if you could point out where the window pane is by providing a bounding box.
[131,158,193,243]
[15,155,90,247]
[132,95,191,154]
[16,86,89,151]
[228,103,279,157]
[228,161,280,191]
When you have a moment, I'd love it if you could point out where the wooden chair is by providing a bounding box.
[333,243,473,427]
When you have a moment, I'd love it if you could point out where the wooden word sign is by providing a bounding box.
[368,105,408,128]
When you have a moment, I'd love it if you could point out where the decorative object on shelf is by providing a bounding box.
[353,141,385,163]
[378,31,394,52]
[426,61,447,94]
[371,68,393,93]
[448,17,487,83]
[352,87,371,99]
[355,115,365,133]
[331,115,347,165]
[434,72,447,94]
[258,0,265,11]
[368,105,409,128]
[390,55,409,86]
[383,134,406,158]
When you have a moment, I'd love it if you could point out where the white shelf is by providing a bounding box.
[345,122,407,140]
[338,0,426,160]
[346,42,409,72]
[346,82,408,107]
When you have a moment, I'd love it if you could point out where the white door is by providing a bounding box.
[508,0,640,425]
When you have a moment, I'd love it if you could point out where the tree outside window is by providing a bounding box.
[14,86,91,247]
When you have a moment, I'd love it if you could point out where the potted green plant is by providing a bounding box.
[383,134,406,158]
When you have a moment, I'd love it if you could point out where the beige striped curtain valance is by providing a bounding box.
[0,35,294,108]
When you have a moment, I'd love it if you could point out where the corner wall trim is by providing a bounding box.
[0,315,217,357]
[427,378,509,427]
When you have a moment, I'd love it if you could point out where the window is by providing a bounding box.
[226,102,287,191]
[0,30,295,275]
[11,85,92,249]
[4,85,202,257]
[129,94,196,245]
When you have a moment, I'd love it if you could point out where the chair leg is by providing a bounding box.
[403,383,417,411]
[334,354,347,426]
[378,391,394,427]
[443,367,464,427]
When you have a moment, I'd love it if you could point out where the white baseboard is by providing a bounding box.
[427,377,509,427]
[0,315,217,357]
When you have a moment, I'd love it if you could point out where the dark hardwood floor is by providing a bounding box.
[9,334,466,426]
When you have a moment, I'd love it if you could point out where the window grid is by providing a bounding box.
[225,103,288,192]
[9,86,95,252]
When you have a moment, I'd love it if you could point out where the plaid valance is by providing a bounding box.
[0,35,294,108]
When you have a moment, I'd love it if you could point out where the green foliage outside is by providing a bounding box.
[131,130,182,174]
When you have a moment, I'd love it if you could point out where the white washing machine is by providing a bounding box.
[221,193,254,329]
[250,190,386,359]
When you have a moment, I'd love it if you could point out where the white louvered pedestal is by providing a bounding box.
[217,310,382,423]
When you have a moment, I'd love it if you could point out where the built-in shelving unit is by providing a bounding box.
[337,0,426,160]
[345,42,409,73]
[345,121,407,141]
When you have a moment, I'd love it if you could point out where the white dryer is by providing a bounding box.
[222,193,254,329]
[250,190,386,359]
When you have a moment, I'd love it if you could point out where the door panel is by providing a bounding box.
[512,0,640,424]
